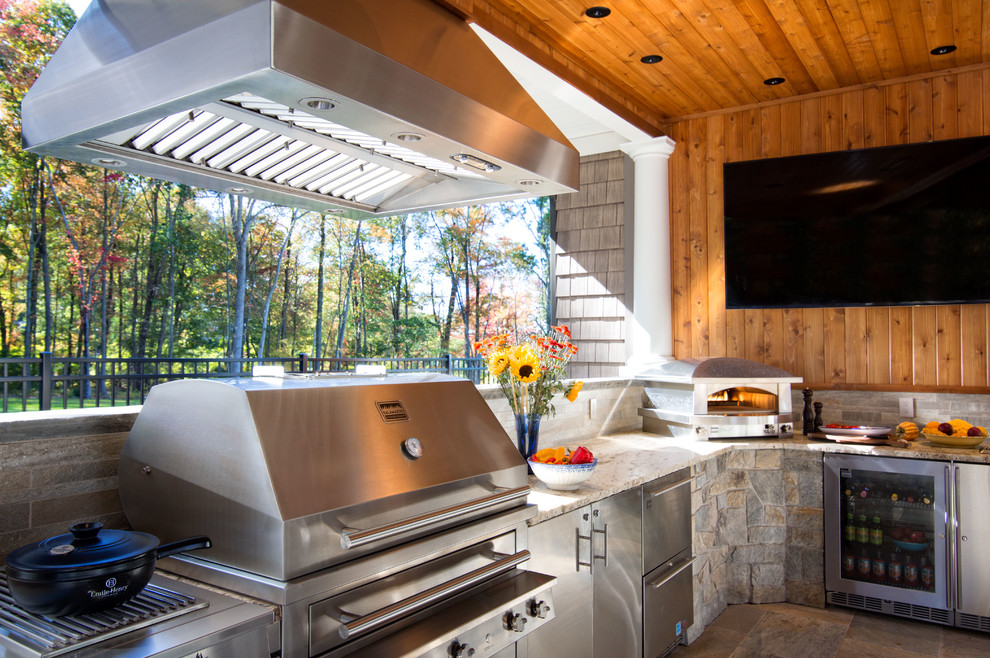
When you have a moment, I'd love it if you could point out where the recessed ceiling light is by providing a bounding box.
[301,97,336,111]
[91,157,127,167]
[930,45,957,56]
[585,6,611,18]
[392,132,424,143]
[226,187,253,195]
[764,77,786,86]
[641,55,663,64]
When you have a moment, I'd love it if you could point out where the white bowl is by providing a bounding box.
[528,458,598,490]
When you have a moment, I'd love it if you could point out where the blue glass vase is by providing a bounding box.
[514,413,542,469]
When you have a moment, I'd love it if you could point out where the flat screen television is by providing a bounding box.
[723,135,990,309]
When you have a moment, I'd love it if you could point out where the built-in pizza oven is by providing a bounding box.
[638,357,802,440]
[706,387,778,414]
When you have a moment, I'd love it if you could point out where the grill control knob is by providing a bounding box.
[449,640,475,657]
[528,598,551,619]
[503,610,527,632]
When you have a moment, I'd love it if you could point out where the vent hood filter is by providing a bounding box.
[21,0,579,216]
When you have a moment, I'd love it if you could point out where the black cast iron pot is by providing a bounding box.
[4,522,211,617]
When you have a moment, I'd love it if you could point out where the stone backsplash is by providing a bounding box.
[793,389,990,430]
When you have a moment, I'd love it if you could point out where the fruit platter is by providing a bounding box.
[920,419,988,448]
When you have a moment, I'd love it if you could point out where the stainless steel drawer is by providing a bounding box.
[642,468,692,573]
[643,549,694,658]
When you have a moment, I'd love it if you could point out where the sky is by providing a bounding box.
[67,0,90,17]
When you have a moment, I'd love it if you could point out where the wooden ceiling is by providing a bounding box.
[436,0,990,136]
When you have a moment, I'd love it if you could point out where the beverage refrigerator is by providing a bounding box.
[824,453,990,632]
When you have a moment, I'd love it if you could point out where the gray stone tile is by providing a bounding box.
[940,625,990,656]
[671,626,746,657]
[729,609,847,658]
[837,637,934,657]
[842,611,941,655]
[706,604,768,634]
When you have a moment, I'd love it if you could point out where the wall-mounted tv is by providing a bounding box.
[723,135,990,309]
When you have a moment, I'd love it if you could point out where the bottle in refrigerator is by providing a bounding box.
[857,547,871,580]
[888,549,903,586]
[842,547,856,577]
[872,550,887,584]
[856,513,870,544]
[904,555,919,588]
[920,557,934,591]
[870,515,883,546]
[843,509,856,542]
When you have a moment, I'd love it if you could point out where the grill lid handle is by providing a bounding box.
[339,485,530,550]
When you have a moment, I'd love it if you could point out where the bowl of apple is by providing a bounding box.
[890,526,927,551]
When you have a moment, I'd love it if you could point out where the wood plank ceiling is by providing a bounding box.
[436,0,989,135]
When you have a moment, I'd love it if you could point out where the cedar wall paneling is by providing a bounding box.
[665,65,990,392]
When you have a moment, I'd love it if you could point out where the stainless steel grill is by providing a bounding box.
[119,373,556,657]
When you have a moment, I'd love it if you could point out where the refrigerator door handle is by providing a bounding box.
[953,464,962,611]
[945,464,953,610]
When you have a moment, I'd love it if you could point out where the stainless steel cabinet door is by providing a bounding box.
[524,507,594,657]
[593,486,644,658]
[953,462,990,619]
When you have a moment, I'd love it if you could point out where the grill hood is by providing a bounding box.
[21,0,579,216]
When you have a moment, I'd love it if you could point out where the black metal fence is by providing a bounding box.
[0,353,488,413]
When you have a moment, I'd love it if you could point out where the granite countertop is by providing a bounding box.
[525,432,990,524]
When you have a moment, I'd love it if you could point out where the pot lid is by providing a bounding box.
[4,523,158,576]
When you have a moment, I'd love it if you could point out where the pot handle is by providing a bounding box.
[156,536,212,560]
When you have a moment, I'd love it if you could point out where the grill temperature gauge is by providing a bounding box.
[402,437,424,459]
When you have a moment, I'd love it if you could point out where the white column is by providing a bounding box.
[619,136,676,374]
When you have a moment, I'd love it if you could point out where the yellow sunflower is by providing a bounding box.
[565,380,584,402]
[487,350,510,377]
[510,346,541,383]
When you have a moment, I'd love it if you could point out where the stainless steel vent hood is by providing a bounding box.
[21,0,579,216]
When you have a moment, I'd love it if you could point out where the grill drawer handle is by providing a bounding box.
[647,556,695,590]
[340,486,530,550]
[337,549,531,640]
[647,477,693,498]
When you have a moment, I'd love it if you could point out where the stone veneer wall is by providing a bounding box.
[688,447,824,642]
[793,389,990,430]
[0,381,641,564]
[553,151,628,378]
[0,408,139,562]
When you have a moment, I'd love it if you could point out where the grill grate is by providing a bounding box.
[0,573,208,657]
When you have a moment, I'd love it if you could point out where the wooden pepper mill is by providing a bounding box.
[802,388,814,435]
[813,401,823,432]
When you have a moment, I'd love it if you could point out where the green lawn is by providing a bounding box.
[1,396,144,413]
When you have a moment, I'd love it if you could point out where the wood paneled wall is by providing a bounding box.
[665,65,990,392]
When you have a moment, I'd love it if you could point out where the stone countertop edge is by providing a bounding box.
[525,432,990,525]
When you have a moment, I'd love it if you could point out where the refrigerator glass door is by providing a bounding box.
[824,454,949,610]
[953,462,990,624]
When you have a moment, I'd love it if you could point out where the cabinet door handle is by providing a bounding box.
[592,523,608,567]
[576,527,593,573]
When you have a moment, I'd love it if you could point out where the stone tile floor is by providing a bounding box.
[669,603,990,657]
